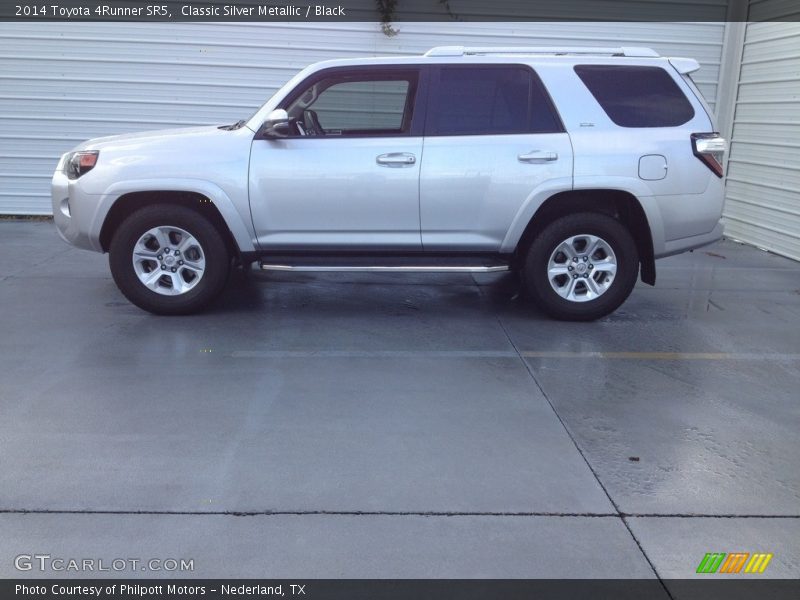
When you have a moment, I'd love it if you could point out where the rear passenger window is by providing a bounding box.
[426,66,563,136]
[574,65,695,127]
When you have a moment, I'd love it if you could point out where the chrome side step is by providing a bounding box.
[259,264,509,273]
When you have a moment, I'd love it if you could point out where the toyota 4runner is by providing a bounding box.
[52,46,726,320]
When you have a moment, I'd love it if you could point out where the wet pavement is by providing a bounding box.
[0,220,798,588]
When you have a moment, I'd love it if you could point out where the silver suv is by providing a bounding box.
[52,46,726,320]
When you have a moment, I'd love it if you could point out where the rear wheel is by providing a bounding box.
[109,204,230,315]
[521,212,639,321]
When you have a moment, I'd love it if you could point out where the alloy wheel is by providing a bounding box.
[546,234,617,302]
[131,226,206,296]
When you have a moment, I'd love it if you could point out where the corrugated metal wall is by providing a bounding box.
[0,21,726,214]
[723,19,800,261]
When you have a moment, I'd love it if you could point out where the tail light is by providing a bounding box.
[691,133,726,178]
[66,151,99,179]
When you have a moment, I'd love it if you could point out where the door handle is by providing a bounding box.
[376,152,416,167]
[518,150,558,163]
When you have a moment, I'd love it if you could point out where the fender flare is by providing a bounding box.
[89,178,256,253]
[499,177,665,257]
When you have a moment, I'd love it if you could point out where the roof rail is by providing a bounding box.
[424,46,660,58]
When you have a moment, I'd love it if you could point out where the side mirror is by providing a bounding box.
[262,109,290,138]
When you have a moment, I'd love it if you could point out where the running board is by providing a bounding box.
[260,263,509,273]
[258,254,511,273]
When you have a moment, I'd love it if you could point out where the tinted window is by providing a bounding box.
[574,65,695,128]
[311,79,410,131]
[285,71,417,136]
[426,66,563,136]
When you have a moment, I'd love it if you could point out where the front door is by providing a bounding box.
[249,67,423,250]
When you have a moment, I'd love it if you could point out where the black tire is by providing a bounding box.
[109,204,230,315]
[520,212,639,321]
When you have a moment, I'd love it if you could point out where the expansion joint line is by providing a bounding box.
[493,313,674,599]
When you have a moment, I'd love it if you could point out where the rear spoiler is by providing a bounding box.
[668,57,700,75]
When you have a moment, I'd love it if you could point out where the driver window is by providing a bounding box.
[285,71,417,137]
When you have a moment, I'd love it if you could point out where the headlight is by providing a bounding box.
[65,151,99,179]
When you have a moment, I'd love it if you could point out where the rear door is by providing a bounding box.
[419,64,573,250]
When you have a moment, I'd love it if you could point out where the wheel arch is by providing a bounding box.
[512,189,656,285]
[96,183,256,257]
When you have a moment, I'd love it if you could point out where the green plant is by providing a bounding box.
[375,0,399,36]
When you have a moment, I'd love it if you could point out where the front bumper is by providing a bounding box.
[51,169,103,252]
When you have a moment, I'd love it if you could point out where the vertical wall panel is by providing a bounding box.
[723,18,800,260]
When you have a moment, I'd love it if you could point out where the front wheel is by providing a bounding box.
[109,204,230,315]
[521,213,639,321]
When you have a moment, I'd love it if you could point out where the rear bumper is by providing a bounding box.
[656,219,724,258]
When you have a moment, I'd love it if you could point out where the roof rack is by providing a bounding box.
[424,46,660,58]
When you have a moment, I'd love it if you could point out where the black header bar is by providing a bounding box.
[2,0,799,22]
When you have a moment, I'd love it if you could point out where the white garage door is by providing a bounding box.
[0,21,726,214]
[723,19,800,261]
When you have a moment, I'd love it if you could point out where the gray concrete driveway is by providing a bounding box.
[1,220,798,588]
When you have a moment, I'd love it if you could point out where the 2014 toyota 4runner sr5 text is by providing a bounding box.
[52,46,726,320]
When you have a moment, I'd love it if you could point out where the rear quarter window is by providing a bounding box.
[574,65,695,128]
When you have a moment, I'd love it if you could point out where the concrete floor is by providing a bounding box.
[0,220,799,588]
